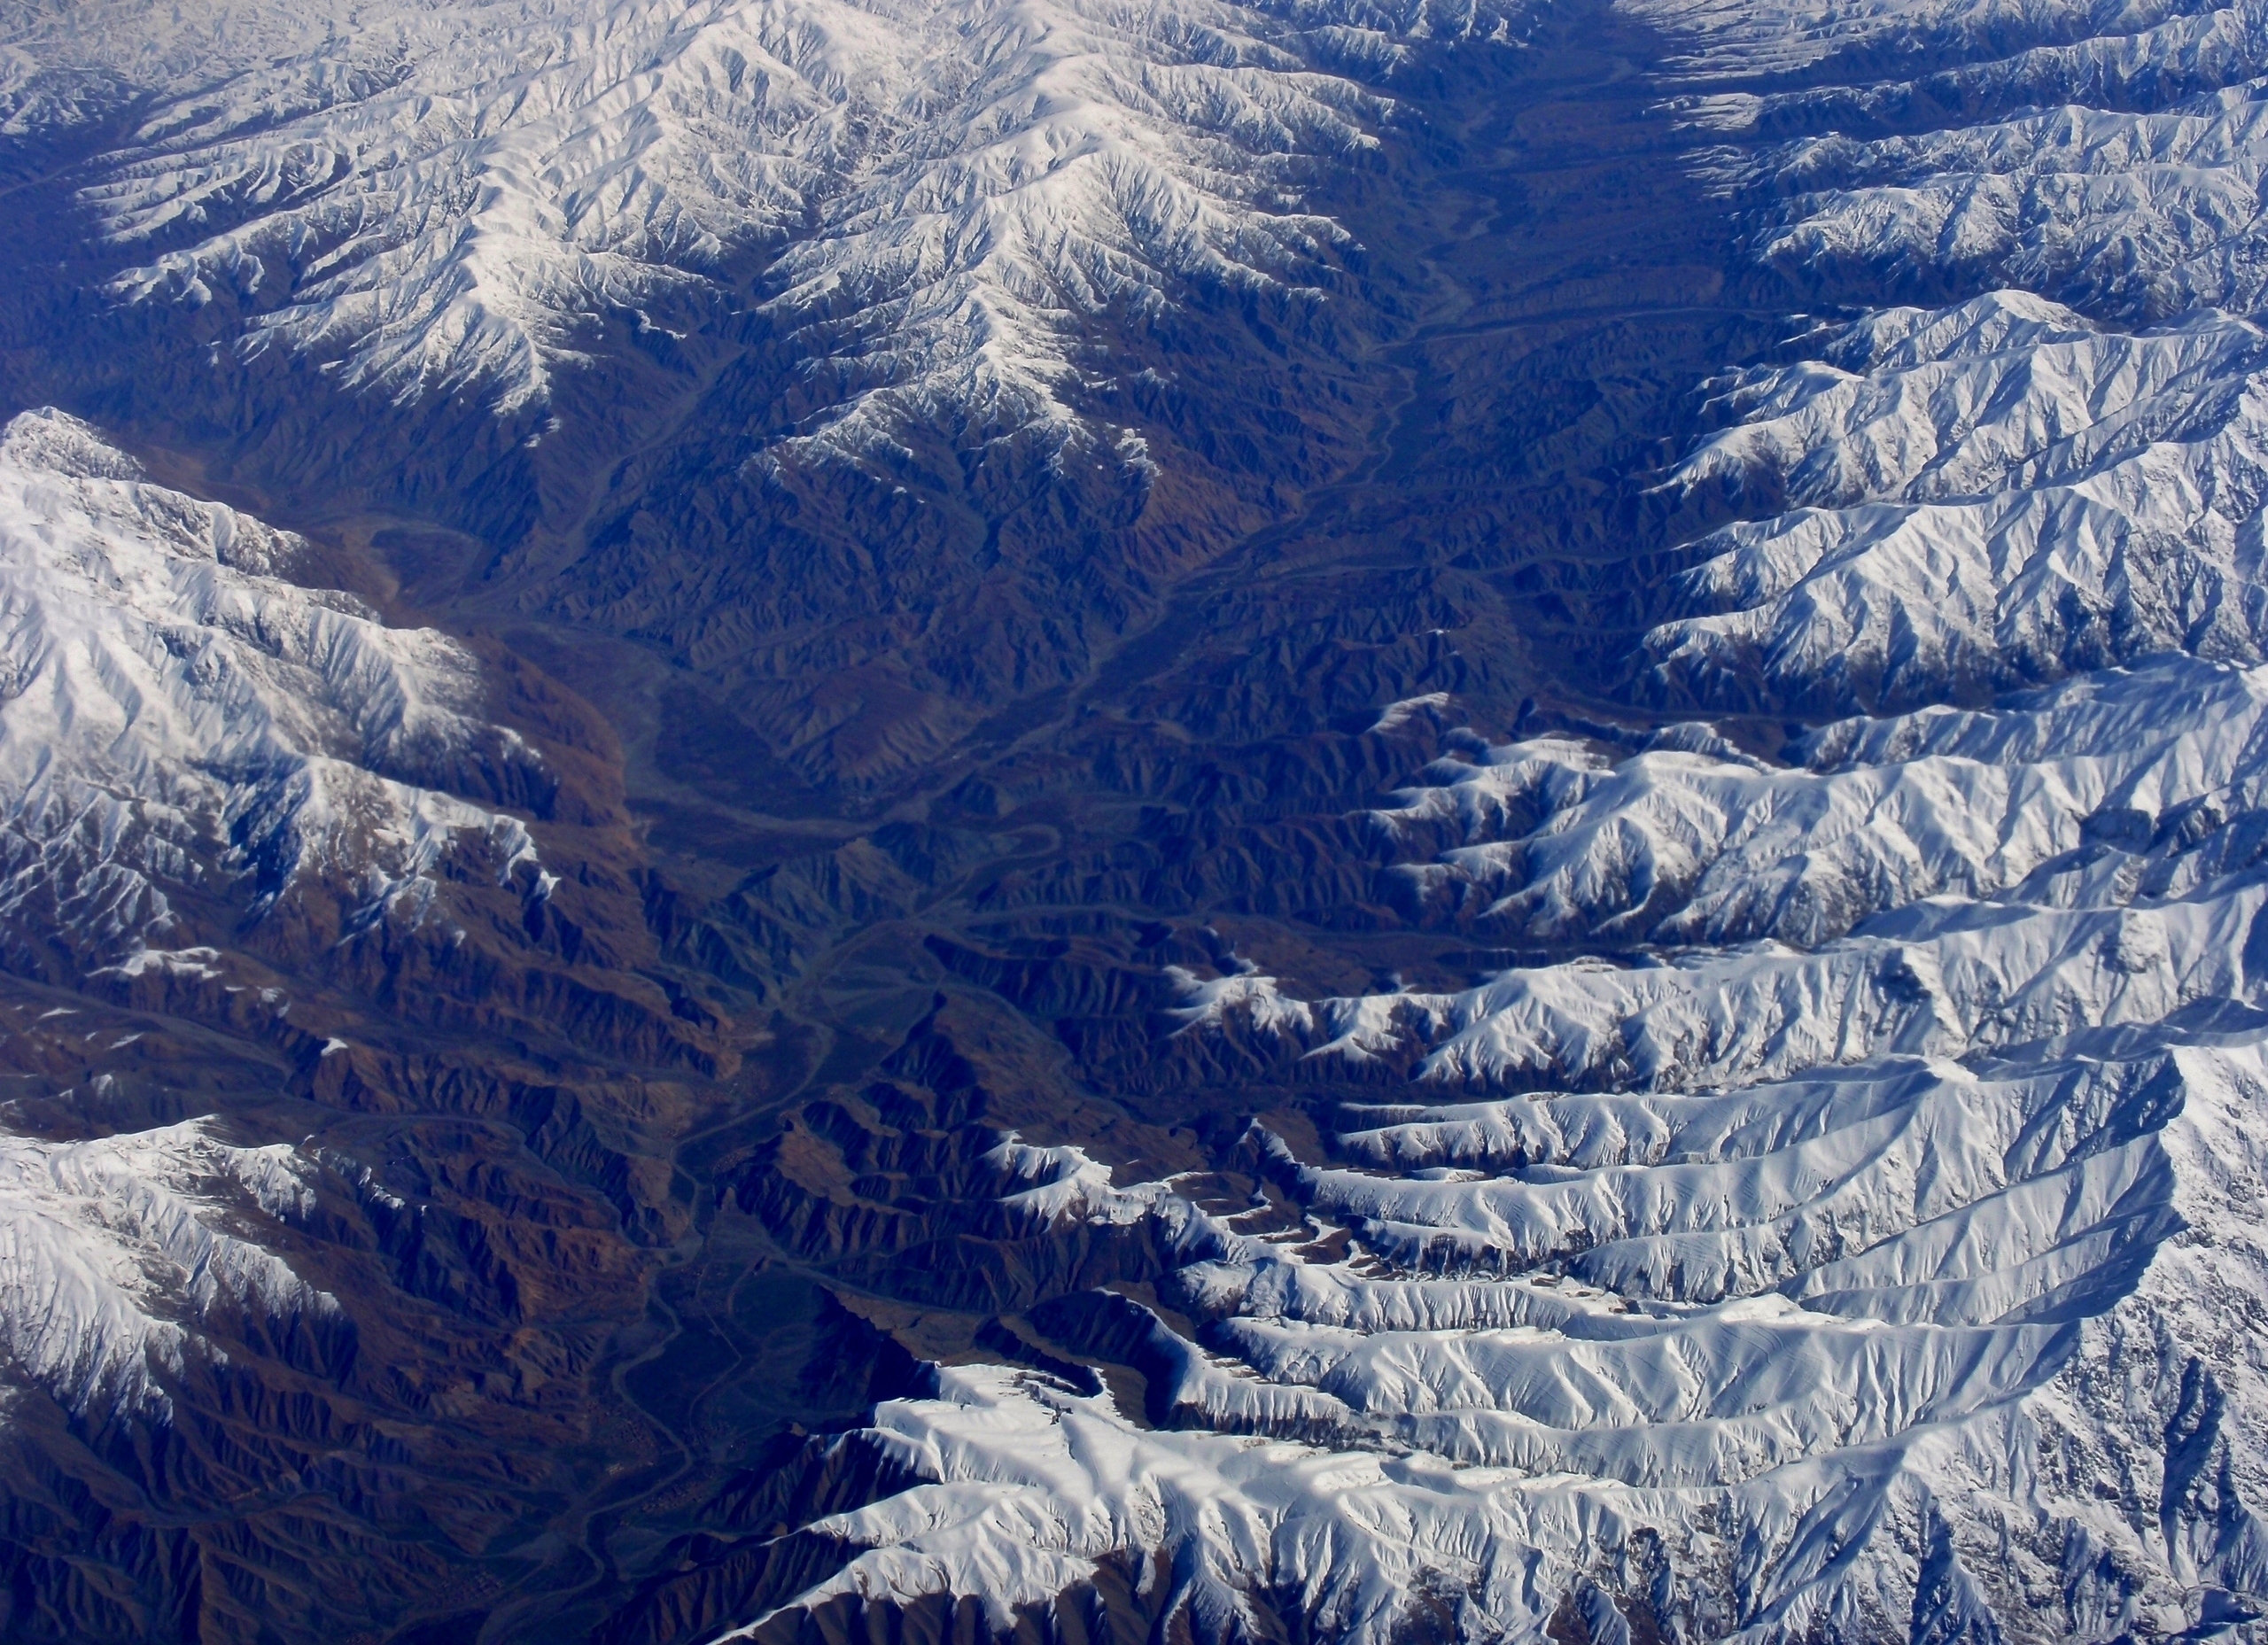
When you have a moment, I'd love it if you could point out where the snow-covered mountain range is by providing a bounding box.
[1,0,1513,458]
[753,651,2268,1638]
[0,403,562,1472]
[14,0,2268,1640]
[0,1119,332,1418]
[0,406,545,962]
[724,0,2268,1641]
[1649,294,2268,713]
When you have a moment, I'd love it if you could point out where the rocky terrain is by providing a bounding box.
[3,0,2267,1641]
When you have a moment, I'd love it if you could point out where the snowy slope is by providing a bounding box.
[0,407,542,958]
[1740,2,2268,318]
[1629,0,2268,715]
[1648,295,2268,711]
[1380,654,2268,946]
[758,633,2268,1643]
[744,1015,2268,1644]
[0,1119,330,1416]
[3,0,1511,453]
[1188,648,2268,1082]
[1625,0,2211,78]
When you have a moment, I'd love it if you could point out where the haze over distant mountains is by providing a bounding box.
[4,1,2268,1642]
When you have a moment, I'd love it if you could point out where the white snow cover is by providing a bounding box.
[988,1133,1200,1228]
[1649,295,2268,711]
[1735,0,2268,316]
[760,669,2268,1641]
[0,407,539,954]
[749,634,2268,1640]
[750,1018,2268,1642]
[1379,654,2268,947]
[1622,0,2212,78]
[1651,294,2268,710]
[0,1119,330,1416]
[3,0,1513,452]
[742,2,2268,1640]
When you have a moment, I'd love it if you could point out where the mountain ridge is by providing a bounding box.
[12,0,2268,1641]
